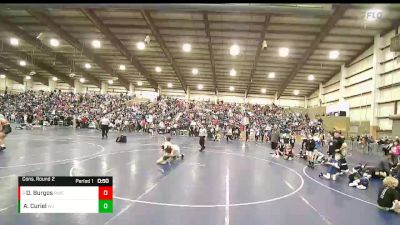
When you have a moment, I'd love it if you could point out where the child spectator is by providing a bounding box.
[377,176,400,213]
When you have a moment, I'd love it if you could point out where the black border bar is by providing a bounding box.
[18,176,113,186]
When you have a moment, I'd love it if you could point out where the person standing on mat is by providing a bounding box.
[0,114,12,151]
[199,125,207,152]
[100,116,110,139]
[226,126,233,143]
[271,125,280,158]
[306,134,316,168]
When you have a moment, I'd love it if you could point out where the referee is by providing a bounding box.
[199,125,207,152]
[100,116,110,139]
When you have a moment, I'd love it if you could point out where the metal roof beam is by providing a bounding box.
[141,10,187,93]
[0,56,49,86]
[0,15,101,88]
[245,15,271,97]
[27,10,122,88]
[1,43,75,86]
[277,4,349,99]
[203,12,218,95]
[0,68,23,84]
[345,19,400,67]
[81,8,158,91]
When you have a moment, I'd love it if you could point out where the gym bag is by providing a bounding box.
[116,135,127,143]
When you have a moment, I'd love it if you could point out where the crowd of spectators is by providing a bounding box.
[1,90,399,213]
[0,91,325,141]
[0,90,128,128]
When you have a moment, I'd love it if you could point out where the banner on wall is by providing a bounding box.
[326,101,350,116]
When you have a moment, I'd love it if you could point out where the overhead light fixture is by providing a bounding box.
[29,71,36,76]
[50,38,60,47]
[182,43,191,52]
[261,88,266,94]
[52,77,58,81]
[230,68,237,76]
[308,75,315,81]
[197,84,203,90]
[155,66,162,73]
[0,74,6,79]
[119,65,126,71]
[230,44,240,56]
[108,79,113,85]
[293,90,299,95]
[79,78,85,83]
[268,72,275,78]
[192,68,198,75]
[19,60,27,66]
[137,81,143,86]
[10,37,19,46]
[144,35,151,45]
[262,40,268,50]
[25,75,31,80]
[137,41,146,50]
[84,63,91,69]
[329,50,340,60]
[167,83,173,88]
[229,86,235,91]
[279,47,289,57]
[69,73,76,78]
[91,40,101,48]
[36,33,43,39]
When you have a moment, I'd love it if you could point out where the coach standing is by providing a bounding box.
[101,116,110,139]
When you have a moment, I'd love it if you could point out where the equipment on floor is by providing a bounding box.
[116,135,127,143]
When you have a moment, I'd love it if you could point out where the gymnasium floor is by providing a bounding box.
[0,127,399,225]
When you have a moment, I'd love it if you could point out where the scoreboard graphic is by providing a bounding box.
[18,176,113,213]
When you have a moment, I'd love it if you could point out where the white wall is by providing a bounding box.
[308,89,319,108]
[308,25,400,135]
[160,89,304,107]
[33,83,51,91]
[277,96,305,108]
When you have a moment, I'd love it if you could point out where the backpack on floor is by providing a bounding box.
[116,135,127,143]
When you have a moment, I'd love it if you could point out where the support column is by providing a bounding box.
[48,78,57,92]
[129,83,135,96]
[101,81,109,94]
[304,96,308,109]
[186,86,190,100]
[0,77,6,91]
[244,90,248,103]
[157,85,162,97]
[318,82,324,106]
[274,92,278,105]
[339,64,346,103]
[370,33,382,138]
[215,90,218,103]
[23,77,33,91]
[74,79,84,94]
